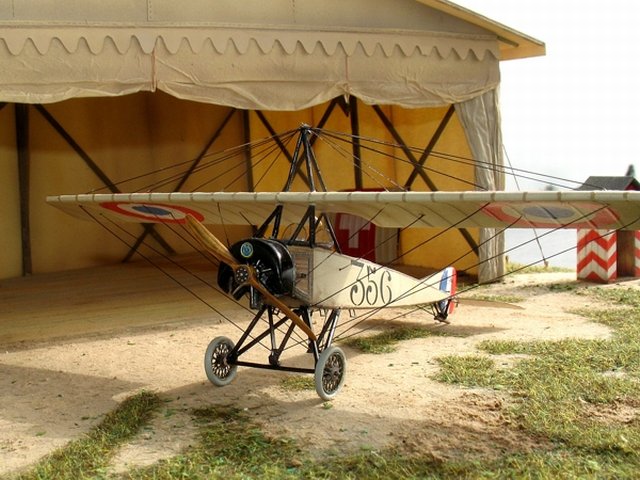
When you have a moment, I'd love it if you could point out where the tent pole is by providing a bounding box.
[349,97,363,190]
[242,110,254,191]
[15,104,32,276]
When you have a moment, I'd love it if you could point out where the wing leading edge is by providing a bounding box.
[46,190,640,231]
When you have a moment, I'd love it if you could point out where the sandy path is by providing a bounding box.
[2,270,634,475]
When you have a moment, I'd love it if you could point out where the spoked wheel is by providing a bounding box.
[204,336,238,386]
[314,346,347,401]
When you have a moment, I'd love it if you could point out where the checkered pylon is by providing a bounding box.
[577,229,617,283]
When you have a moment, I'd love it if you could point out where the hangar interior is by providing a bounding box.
[0,0,544,290]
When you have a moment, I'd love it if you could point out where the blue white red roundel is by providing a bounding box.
[481,202,618,229]
[100,202,205,224]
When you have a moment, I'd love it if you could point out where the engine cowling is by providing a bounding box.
[217,238,295,307]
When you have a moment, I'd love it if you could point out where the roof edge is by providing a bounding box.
[417,0,545,60]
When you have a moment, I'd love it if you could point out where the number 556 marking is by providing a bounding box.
[349,268,393,306]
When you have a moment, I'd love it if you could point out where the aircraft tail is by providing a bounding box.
[437,266,457,315]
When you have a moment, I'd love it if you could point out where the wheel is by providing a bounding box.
[204,336,238,386]
[314,346,347,401]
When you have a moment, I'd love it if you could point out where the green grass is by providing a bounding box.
[280,375,315,392]
[436,287,640,471]
[14,287,640,479]
[15,390,162,480]
[343,325,454,354]
[464,293,525,304]
[126,406,306,479]
[506,261,574,275]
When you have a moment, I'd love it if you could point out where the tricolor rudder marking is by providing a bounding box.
[438,266,457,313]
[577,229,617,283]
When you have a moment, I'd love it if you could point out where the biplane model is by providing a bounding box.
[47,125,640,400]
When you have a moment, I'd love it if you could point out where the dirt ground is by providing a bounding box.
[1,268,635,476]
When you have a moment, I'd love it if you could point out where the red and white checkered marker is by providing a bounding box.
[577,229,617,283]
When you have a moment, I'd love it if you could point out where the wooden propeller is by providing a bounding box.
[185,215,317,341]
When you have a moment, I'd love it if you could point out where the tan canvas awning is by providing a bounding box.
[0,0,543,108]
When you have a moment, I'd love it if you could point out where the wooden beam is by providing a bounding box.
[15,104,32,276]
[174,108,237,192]
[124,108,239,260]
[404,105,455,189]
[372,104,478,255]
[34,105,175,258]
[349,97,364,190]
[241,110,254,191]
[373,105,439,191]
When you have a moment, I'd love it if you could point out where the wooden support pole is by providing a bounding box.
[372,104,479,256]
[242,110,254,191]
[15,104,32,276]
[349,97,363,190]
[404,105,455,189]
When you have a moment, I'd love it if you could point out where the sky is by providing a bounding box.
[453,1,640,267]
[455,0,640,191]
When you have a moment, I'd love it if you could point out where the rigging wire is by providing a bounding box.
[88,129,299,194]
[335,205,629,341]
[313,128,485,191]
[338,219,638,342]
[77,208,291,352]
[503,144,548,266]
[313,128,597,191]
[73,125,628,356]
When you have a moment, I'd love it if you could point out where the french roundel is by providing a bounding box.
[481,202,618,229]
[100,202,205,224]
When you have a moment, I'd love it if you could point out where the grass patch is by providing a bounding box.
[464,293,525,304]
[13,286,640,479]
[127,406,308,479]
[16,390,162,480]
[343,326,448,354]
[120,405,640,479]
[506,261,574,274]
[280,375,315,392]
[124,404,640,480]
[435,355,499,388]
[437,287,640,461]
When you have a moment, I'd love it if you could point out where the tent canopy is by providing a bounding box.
[0,0,544,108]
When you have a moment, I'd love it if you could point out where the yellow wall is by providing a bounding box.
[29,95,156,273]
[389,106,479,276]
[0,93,479,279]
[0,105,21,278]
[249,103,478,276]
[10,92,248,277]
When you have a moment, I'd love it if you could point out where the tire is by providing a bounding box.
[204,336,238,387]
[314,346,347,401]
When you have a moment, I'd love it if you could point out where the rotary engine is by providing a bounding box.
[217,238,296,309]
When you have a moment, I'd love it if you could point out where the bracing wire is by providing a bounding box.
[76,125,626,355]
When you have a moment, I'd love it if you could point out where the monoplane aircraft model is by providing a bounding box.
[47,126,640,400]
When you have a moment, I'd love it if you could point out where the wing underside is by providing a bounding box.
[46,190,640,231]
